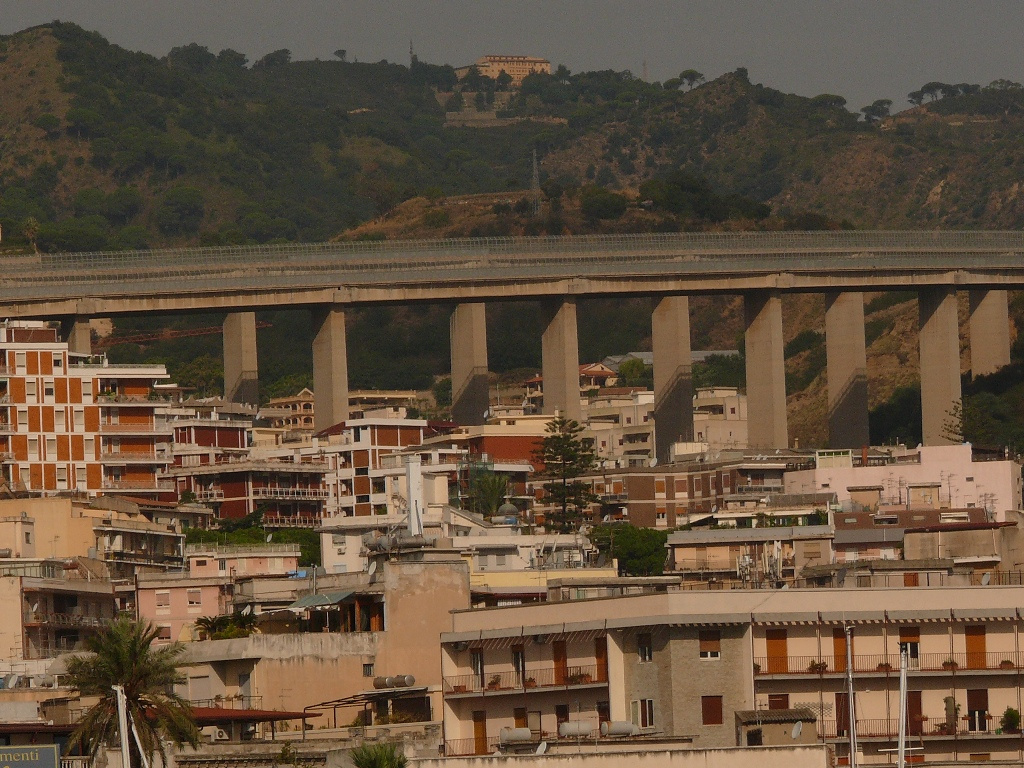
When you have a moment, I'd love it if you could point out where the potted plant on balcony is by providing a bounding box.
[807,660,829,674]
[567,671,593,685]
[752,662,761,675]
[1000,707,1021,734]
[524,676,537,688]
[486,674,502,690]
[876,661,894,673]
[999,659,1016,670]
[942,658,959,670]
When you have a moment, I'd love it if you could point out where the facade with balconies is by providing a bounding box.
[440,584,1024,762]
[0,322,170,497]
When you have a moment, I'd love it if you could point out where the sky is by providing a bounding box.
[1,1,1023,111]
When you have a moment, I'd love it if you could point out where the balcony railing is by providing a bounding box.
[100,451,164,463]
[820,715,1004,740]
[99,422,172,434]
[193,488,225,501]
[263,515,321,528]
[754,651,1024,676]
[24,612,113,628]
[102,480,172,492]
[252,486,329,501]
[189,695,263,710]
[446,720,606,756]
[0,422,15,434]
[443,664,605,695]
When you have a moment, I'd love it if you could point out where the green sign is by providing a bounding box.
[0,745,59,768]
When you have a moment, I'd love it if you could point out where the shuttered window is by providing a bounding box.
[701,695,723,725]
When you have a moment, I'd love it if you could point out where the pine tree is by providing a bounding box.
[532,416,598,531]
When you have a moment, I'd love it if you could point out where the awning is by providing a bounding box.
[818,610,887,624]
[951,607,1018,621]
[286,591,353,611]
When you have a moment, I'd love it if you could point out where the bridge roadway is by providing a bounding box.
[2,231,1024,317]
[3,231,1021,463]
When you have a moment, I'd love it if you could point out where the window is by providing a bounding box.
[84,437,94,458]
[699,630,721,659]
[512,646,525,686]
[187,589,202,607]
[56,466,67,490]
[43,380,54,402]
[218,559,226,572]
[768,693,789,710]
[73,408,84,431]
[24,531,31,544]
[14,352,26,374]
[27,437,38,458]
[17,408,28,429]
[194,559,207,567]
[630,699,655,728]
[899,627,920,668]
[53,353,63,372]
[701,695,724,725]
[25,380,36,403]
[46,438,57,460]
[81,379,93,400]
[363,663,375,677]
[470,649,485,687]
[157,626,171,641]
[495,554,506,567]
[638,632,653,662]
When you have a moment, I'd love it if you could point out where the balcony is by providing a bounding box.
[263,515,321,528]
[443,664,605,696]
[96,394,173,406]
[0,451,14,462]
[100,451,165,464]
[24,612,112,629]
[819,715,1008,740]
[252,486,329,501]
[193,488,225,501]
[0,422,15,435]
[99,422,172,435]
[754,651,1024,677]
[102,480,173,492]
[189,695,263,710]
[445,718,606,756]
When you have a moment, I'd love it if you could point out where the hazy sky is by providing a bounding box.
[2,1,1022,111]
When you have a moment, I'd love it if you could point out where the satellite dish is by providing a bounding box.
[266,534,273,543]
[981,572,992,586]
[367,560,378,576]
[596,553,607,567]
[535,742,548,755]
[30,602,38,613]
[780,584,789,590]
[7,675,19,689]
[836,567,848,586]
[711,505,718,514]
[241,604,252,615]
[792,721,803,739]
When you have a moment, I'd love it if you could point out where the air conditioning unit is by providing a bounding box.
[214,728,231,742]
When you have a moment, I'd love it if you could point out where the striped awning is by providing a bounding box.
[818,610,887,624]
[752,611,820,625]
[886,609,951,623]
[951,608,1018,621]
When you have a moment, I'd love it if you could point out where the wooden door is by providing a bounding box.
[472,710,488,755]
[907,690,923,736]
[966,625,987,669]
[967,689,989,731]
[833,629,851,673]
[513,707,527,729]
[595,636,608,682]
[553,640,568,684]
[836,692,850,736]
[766,628,788,673]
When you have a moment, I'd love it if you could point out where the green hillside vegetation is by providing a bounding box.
[1,24,1022,451]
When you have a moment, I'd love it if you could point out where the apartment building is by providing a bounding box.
[0,558,116,661]
[440,585,1024,763]
[0,322,171,496]
[785,444,1024,521]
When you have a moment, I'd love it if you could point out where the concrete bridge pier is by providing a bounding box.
[540,298,582,421]
[744,290,788,449]
[449,303,489,426]
[969,289,1011,378]
[919,287,962,445]
[223,312,259,405]
[312,306,349,432]
[652,295,694,463]
[60,317,92,356]
[824,292,870,448]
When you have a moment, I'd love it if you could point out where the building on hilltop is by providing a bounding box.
[455,55,551,87]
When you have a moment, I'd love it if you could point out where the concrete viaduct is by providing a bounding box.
[4,230,1022,459]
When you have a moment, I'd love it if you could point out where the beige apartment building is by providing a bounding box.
[456,55,552,87]
[440,585,1024,763]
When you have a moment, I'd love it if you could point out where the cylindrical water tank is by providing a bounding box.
[558,721,594,738]
[372,674,416,689]
[499,727,533,744]
[372,677,391,689]
[600,721,639,737]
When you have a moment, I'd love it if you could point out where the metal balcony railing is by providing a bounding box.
[754,651,1024,676]
[252,486,329,501]
[443,664,605,695]
[189,695,263,710]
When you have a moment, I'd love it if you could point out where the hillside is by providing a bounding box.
[1,24,1023,449]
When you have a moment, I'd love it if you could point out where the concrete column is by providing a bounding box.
[449,303,489,426]
[824,292,869,448]
[969,289,1011,378]
[744,291,788,449]
[60,317,92,356]
[312,306,349,432]
[652,295,693,463]
[919,287,962,445]
[540,298,581,421]
[223,312,259,405]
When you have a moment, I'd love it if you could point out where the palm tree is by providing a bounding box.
[65,618,199,768]
[194,615,230,640]
[349,743,407,768]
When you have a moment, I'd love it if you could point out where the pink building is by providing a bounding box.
[136,573,232,644]
[186,543,301,578]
